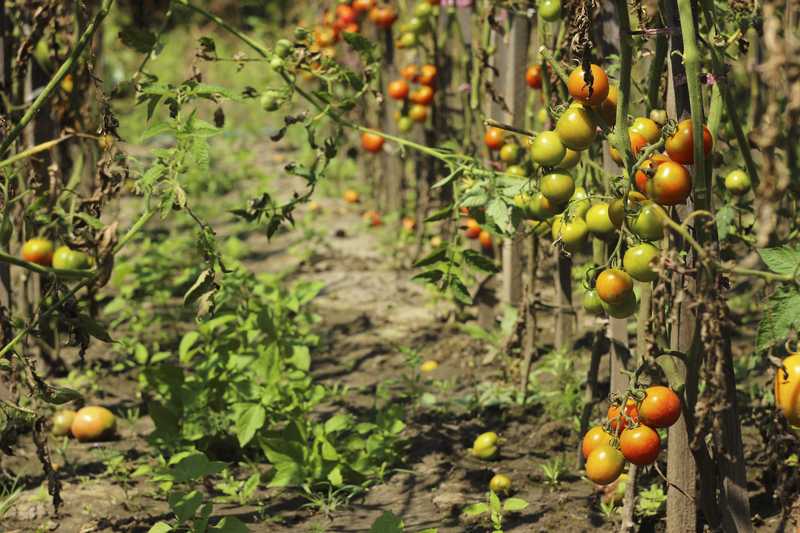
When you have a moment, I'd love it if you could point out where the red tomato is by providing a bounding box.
[418,64,437,86]
[649,161,692,206]
[335,4,358,24]
[369,5,398,28]
[634,153,670,194]
[665,119,713,164]
[464,218,481,239]
[353,0,376,12]
[409,85,435,105]
[620,425,661,465]
[638,386,682,428]
[401,64,419,82]
[526,65,542,89]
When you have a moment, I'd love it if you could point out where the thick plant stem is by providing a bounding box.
[647,33,668,109]
[611,0,636,182]
[0,0,114,156]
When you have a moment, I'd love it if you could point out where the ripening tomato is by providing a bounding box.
[314,26,338,47]
[22,237,54,266]
[586,444,625,485]
[361,132,385,153]
[387,79,410,100]
[583,289,604,315]
[335,4,358,24]
[464,218,481,239]
[665,119,713,164]
[540,172,575,205]
[567,64,609,106]
[639,386,682,428]
[551,216,588,253]
[599,85,618,126]
[634,153,670,194]
[71,406,116,442]
[724,169,751,195]
[649,161,692,206]
[776,354,800,425]
[409,104,429,123]
[418,64,437,86]
[585,203,616,236]
[353,0,376,12]
[363,210,382,226]
[582,426,614,459]
[610,131,647,165]
[499,143,521,163]
[607,399,639,432]
[556,103,597,151]
[343,190,360,204]
[484,127,506,150]
[530,131,566,166]
[538,0,562,22]
[369,5,398,28]
[623,243,660,282]
[602,290,638,319]
[479,230,493,251]
[526,192,557,221]
[630,117,661,144]
[410,85,435,105]
[52,409,76,436]
[596,268,634,305]
[505,164,526,178]
[52,246,90,270]
[620,425,661,465]
[526,65,542,89]
[400,64,419,82]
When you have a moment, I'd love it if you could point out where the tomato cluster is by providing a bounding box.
[389,63,438,131]
[308,1,403,58]
[21,237,91,270]
[394,1,441,49]
[583,386,681,485]
[462,216,493,251]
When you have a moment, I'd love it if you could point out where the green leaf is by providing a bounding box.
[462,502,489,517]
[411,269,444,284]
[486,198,510,232]
[141,121,174,140]
[168,490,203,523]
[462,249,499,273]
[42,385,82,405]
[756,288,800,351]
[327,465,343,487]
[119,27,157,53]
[169,452,226,483]
[288,344,310,371]
[178,331,200,363]
[414,247,448,268]
[448,276,472,305]
[424,206,453,222]
[77,314,113,342]
[503,497,529,512]
[147,523,173,533]
[758,245,800,276]
[489,490,501,513]
[208,517,250,533]
[460,191,488,208]
[715,203,735,240]
[369,511,404,533]
[236,404,266,447]
[324,414,350,434]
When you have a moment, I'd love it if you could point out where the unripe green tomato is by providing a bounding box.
[608,197,625,229]
[274,39,293,58]
[505,164,527,178]
[601,289,638,318]
[397,116,414,133]
[583,289,604,315]
[630,203,664,241]
[530,131,566,166]
[52,409,76,436]
[538,0,562,21]
[535,107,549,126]
[407,16,428,34]
[570,187,591,218]
[623,242,660,282]
[585,203,616,236]
[540,172,575,205]
[260,92,281,112]
[649,109,668,126]
[414,2,434,18]
[555,104,597,150]
[724,169,751,195]
[269,57,284,70]
[552,215,588,253]
[527,192,557,221]
[294,27,310,40]
[52,246,90,270]
[556,148,581,170]
[489,474,512,494]
[402,32,419,47]
[500,143,522,164]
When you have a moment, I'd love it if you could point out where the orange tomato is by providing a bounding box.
[361,132,385,153]
[634,153,670,194]
[479,230,493,250]
[567,64,610,106]
[21,237,54,266]
[582,426,614,459]
[620,425,661,465]
[599,85,618,126]
[409,104,429,123]
[71,406,116,442]
[409,85,435,105]
[418,64,437,86]
[464,218,481,239]
[649,161,692,206]
[335,4,358,24]
[401,64,419,82]
[525,65,542,89]
[607,399,639,433]
[595,268,634,305]
[639,386,682,428]
[665,119,713,164]
[776,354,800,426]
[610,131,648,165]
[586,444,625,485]
[343,190,360,204]
[353,0,376,12]
[369,5,398,28]
[484,127,505,150]
[387,79,410,100]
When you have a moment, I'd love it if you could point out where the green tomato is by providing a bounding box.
[630,203,664,241]
[583,289,604,315]
[530,131,566,167]
[274,39,293,58]
[623,242,660,282]
[570,187,591,218]
[397,116,414,133]
[399,32,418,47]
[500,143,522,164]
[552,215,588,253]
[585,203,616,236]
[505,164,527,178]
[556,148,581,170]
[555,103,597,151]
[538,0,562,21]
[724,169,751,195]
[601,289,638,318]
[52,246,90,270]
[414,2,434,18]
[540,172,575,205]
[535,107,549,126]
[526,192,557,221]
[260,92,281,112]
